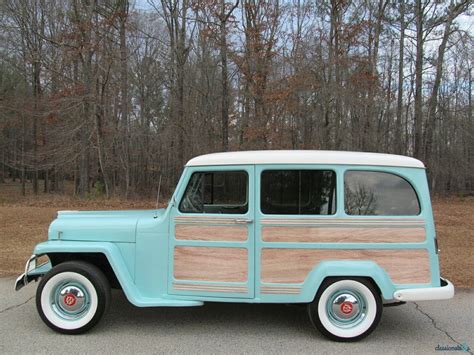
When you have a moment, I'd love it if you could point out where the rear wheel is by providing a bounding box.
[36,261,110,334]
[307,277,382,341]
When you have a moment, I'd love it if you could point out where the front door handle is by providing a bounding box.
[235,218,253,224]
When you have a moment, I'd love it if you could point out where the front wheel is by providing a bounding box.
[307,277,382,341]
[36,261,111,334]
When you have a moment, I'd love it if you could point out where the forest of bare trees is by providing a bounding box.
[0,0,472,198]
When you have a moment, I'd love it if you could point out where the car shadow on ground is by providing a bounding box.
[90,289,423,343]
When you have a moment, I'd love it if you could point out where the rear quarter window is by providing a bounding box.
[344,171,420,216]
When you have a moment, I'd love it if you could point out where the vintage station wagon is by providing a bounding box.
[16,150,454,341]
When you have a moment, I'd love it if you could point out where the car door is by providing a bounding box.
[168,165,255,299]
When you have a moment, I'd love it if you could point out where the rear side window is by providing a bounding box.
[261,170,336,215]
[344,171,420,215]
[179,171,248,214]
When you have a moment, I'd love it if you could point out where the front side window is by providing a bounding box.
[261,170,336,215]
[179,171,248,214]
[344,171,420,215]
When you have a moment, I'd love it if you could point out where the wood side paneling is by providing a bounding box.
[262,227,425,243]
[261,248,430,284]
[174,246,248,282]
[175,225,247,241]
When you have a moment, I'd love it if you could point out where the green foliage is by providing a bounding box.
[85,181,106,199]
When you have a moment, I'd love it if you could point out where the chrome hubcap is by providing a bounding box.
[51,282,90,320]
[326,289,367,328]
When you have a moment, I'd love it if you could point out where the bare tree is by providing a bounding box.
[423,0,470,168]
[0,0,472,197]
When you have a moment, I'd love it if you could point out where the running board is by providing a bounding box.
[132,297,204,307]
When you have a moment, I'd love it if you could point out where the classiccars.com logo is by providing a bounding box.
[435,343,471,352]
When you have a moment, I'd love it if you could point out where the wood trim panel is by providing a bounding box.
[260,286,301,294]
[261,248,430,284]
[174,216,240,225]
[174,246,248,282]
[262,226,425,243]
[173,283,248,293]
[175,225,247,241]
[260,218,425,226]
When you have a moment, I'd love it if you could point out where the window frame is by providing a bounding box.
[343,169,422,217]
[259,168,337,216]
[178,169,250,215]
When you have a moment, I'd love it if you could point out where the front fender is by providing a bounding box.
[30,241,202,308]
[33,240,139,303]
[301,260,396,301]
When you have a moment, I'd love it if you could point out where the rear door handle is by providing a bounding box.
[235,218,253,224]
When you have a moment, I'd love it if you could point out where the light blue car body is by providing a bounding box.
[27,161,443,307]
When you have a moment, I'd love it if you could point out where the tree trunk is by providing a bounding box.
[21,110,26,196]
[0,149,5,183]
[32,58,40,195]
[119,0,130,198]
[95,83,111,198]
[220,1,230,152]
[44,169,49,193]
[76,1,94,198]
[413,0,423,159]
[395,0,405,155]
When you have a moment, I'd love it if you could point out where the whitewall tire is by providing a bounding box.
[36,261,110,334]
[308,278,382,341]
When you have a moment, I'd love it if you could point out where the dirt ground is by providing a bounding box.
[0,180,472,287]
[431,196,473,288]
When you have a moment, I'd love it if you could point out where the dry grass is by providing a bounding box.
[0,181,155,275]
[0,181,472,287]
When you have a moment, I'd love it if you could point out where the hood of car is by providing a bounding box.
[48,209,165,243]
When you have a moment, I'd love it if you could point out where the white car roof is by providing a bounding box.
[186,150,425,168]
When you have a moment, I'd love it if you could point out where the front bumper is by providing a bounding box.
[14,255,52,291]
[393,278,454,302]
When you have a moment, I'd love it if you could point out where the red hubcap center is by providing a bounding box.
[64,293,77,307]
[340,301,353,314]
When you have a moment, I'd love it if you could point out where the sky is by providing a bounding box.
[132,0,473,33]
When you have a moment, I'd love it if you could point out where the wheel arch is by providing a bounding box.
[47,252,120,289]
[301,260,395,302]
[34,241,139,304]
